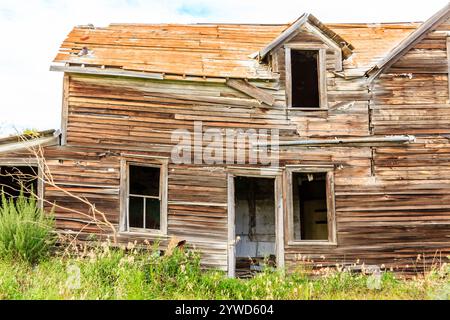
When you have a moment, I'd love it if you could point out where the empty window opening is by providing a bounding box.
[0,166,38,200]
[128,165,161,231]
[234,176,276,277]
[292,172,328,240]
[291,50,320,108]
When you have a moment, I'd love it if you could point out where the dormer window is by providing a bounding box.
[285,46,327,109]
[291,50,319,107]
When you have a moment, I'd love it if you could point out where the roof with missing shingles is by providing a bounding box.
[53,19,420,79]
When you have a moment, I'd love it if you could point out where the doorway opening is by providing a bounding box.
[234,176,276,278]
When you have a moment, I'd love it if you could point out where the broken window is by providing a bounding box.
[127,165,161,231]
[292,172,329,241]
[0,166,38,200]
[290,50,320,108]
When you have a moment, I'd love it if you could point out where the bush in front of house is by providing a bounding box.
[0,192,55,264]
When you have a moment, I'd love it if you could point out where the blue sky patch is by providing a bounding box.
[177,3,211,17]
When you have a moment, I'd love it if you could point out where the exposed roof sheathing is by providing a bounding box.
[328,22,420,73]
[53,20,420,79]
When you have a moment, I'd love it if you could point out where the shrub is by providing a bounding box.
[0,192,55,264]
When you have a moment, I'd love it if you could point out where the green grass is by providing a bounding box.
[0,193,55,264]
[0,243,448,300]
[0,191,447,300]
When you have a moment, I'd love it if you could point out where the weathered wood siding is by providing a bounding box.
[35,21,450,273]
[362,17,450,271]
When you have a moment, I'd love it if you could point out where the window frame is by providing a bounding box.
[285,44,328,110]
[120,159,168,236]
[0,158,44,209]
[285,166,336,246]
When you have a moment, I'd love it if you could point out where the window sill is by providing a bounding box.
[287,107,327,111]
[287,241,337,247]
[119,230,169,239]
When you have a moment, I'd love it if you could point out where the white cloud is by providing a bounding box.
[0,0,448,137]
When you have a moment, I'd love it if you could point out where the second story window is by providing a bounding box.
[286,47,327,109]
[291,50,320,108]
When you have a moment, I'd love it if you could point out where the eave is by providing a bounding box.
[0,130,61,155]
[259,13,355,61]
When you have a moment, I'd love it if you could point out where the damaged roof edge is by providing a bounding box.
[0,130,61,154]
[50,65,280,82]
[259,13,355,60]
[50,65,164,80]
[367,2,450,82]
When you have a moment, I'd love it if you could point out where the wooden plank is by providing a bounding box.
[285,47,292,108]
[326,172,337,243]
[447,36,450,100]
[319,48,328,109]
[61,74,70,145]
[226,79,275,106]
[51,65,164,80]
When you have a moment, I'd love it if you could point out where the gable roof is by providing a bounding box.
[52,19,419,80]
[258,13,355,60]
[367,3,450,81]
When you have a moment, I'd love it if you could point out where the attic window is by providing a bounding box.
[291,50,319,107]
[286,47,327,109]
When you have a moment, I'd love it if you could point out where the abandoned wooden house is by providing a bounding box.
[1,4,450,276]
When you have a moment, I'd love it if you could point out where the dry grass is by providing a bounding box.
[0,241,448,300]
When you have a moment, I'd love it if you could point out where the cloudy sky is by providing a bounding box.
[0,0,448,137]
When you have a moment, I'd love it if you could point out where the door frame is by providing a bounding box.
[227,167,284,278]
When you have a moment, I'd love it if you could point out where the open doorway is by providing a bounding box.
[233,176,276,278]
